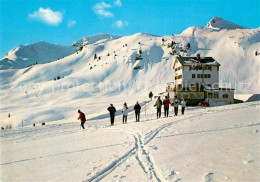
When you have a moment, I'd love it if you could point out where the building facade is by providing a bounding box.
[167,55,234,105]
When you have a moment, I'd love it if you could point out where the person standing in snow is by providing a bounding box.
[78,110,86,129]
[172,96,179,116]
[107,104,116,126]
[154,96,162,119]
[121,102,128,124]
[163,96,170,117]
[134,101,141,122]
[181,98,186,115]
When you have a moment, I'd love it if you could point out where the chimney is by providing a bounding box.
[196,53,201,61]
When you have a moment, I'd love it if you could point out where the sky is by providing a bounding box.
[0,0,259,58]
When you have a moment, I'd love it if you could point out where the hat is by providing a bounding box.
[78,110,81,113]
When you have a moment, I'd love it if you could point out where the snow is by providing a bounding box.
[0,34,120,70]
[0,17,260,180]
[235,94,254,101]
[0,21,260,127]
[74,33,120,47]
[205,17,246,30]
[1,101,259,181]
[0,41,77,69]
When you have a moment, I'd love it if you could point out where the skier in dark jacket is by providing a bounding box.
[134,101,141,122]
[78,110,86,129]
[163,96,170,117]
[107,104,116,126]
[154,96,162,119]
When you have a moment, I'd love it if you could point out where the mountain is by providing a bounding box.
[0,34,120,70]
[74,33,120,46]
[0,17,259,127]
[205,17,246,30]
[0,41,76,70]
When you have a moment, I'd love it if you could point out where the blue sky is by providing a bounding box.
[0,0,259,58]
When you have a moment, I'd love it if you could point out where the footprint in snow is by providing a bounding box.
[168,170,180,180]
[120,176,126,179]
[175,179,182,182]
[204,172,214,182]
[243,159,254,164]
[150,146,158,150]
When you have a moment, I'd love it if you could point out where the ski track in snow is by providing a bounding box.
[1,102,258,181]
[83,102,259,181]
[84,114,205,182]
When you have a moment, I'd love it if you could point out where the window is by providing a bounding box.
[223,94,228,98]
[189,66,191,71]
[175,75,182,80]
[190,93,195,99]
[204,74,211,78]
[205,66,212,71]
[197,74,203,78]
[217,66,219,71]
[192,74,195,78]
[208,93,213,98]
[214,92,219,98]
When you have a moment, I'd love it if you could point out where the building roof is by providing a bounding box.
[175,56,221,67]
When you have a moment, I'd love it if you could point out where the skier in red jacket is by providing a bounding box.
[78,110,86,129]
[163,96,170,117]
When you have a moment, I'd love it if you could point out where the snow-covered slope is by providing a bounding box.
[0,34,119,70]
[206,17,246,30]
[74,33,120,46]
[0,41,76,69]
[0,17,259,127]
[1,101,259,181]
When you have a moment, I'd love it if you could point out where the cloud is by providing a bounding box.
[114,0,122,6]
[67,19,76,28]
[112,20,128,28]
[93,2,114,18]
[28,7,63,26]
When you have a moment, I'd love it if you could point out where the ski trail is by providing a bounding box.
[135,131,165,182]
[84,116,197,182]
[85,146,136,182]
[83,103,257,181]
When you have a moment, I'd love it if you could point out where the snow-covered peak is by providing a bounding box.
[0,41,76,70]
[205,17,246,30]
[74,33,120,46]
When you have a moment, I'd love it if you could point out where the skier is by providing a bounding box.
[172,96,179,116]
[78,110,86,129]
[181,98,186,115]
[107,104,116,126]
[154,96,162,119]
[121,103,128,124]
[163,96,170,117]
[134,101,141,122]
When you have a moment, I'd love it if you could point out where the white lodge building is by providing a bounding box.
[167,55,234,105]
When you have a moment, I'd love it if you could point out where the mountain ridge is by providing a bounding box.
[0,17,259,127]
